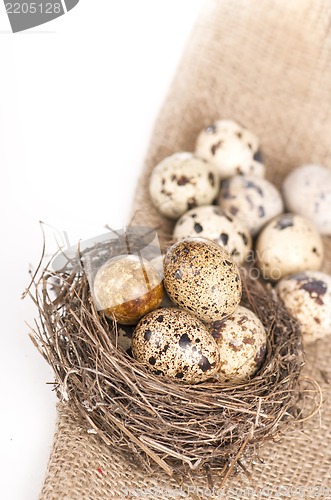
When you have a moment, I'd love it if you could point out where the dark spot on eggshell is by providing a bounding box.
[238,232,249,246]
[175,372,184,379]
[237,315,248,326]
[245,180,264,197]
[258,205,265,218]
[275,214,294,230]
[231,248,239,256]
[254,343,267,368]
[314,317,321,324]
[194,222,203,233]
[179,333,191,349]
[253,150,263,163]
[299,279,327,305]
[149,356,156,365]
[229,341,242,352]
[198,355,213,372]
[229,205,239,216]
[243,337,255,345]
[205,124,217,133]
[208,172,216,187]
[211,141,223,155]
[157,315,164,323]
[177,175,190,186]
[174,269,183,280]
[187,197,197,210]
[144,330,152,341]
[236,131,242,139]
[220,180,234,200]
[220,233,229,245]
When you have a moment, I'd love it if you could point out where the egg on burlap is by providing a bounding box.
[218,174,284,235]
[256,214,324,281]
[282,164,331,235]
[131,308,220,383]
[173,205,252,264]
[276,271,331,344]
[93,255,163,325]
[210,306,267,383]
[195,119,265,179]
[149,152,219,219]
[163,237,242,322]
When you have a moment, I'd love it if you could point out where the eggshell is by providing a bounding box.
[256,214,324,281]
[132,308,220,383]
[163,237,242,322]
[195,119,265,179]
[149,152,220,219]
[173,205,252,264]
[93,255,163,324]
[282,164,331,235]
[219,175,284,235]
[276,271,331,344]
[210,306,267,383]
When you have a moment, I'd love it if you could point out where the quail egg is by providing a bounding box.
[256,214,324,281]
[93,255,163,324]
[276,271,331,344]
[132,308,220,383]
[219,175,284,235]
[195,119,265,179]
[282,164,331,235]
[210,306,267,383]
[173,205,252,264]
[149,152,220,219]
[163,238,242,322]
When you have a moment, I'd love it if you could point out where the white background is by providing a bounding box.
[0,1,206,499]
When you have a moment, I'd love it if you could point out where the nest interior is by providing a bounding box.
[28,234,321,484]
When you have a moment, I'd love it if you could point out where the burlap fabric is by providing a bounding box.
[40,0,331,498]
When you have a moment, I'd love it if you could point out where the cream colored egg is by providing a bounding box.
[282,164,331,235]
[163,238,242,322]
[256,214,324,281]
[132,308,220,383]
[210,306,267,383]
[149,152,220,219]
[93,255,163,325]
[276,271,331,344]
[219,175,284,235]
[195,119,265,179]
[173,205,252,264]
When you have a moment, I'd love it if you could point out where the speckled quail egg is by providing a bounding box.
[195,119,265,179]
[93,255,163,325]
[219,175,284,235]
[282,164,331,235]
[276,271,331,344]
[210,306,267,383]
[163,238,242,322]
[256,214,324,281]
[149,152,220,219]
[173,205,252,264]
[132,308,220,383]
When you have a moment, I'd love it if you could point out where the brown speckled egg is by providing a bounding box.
[132,308,220,383]
[173,205,252,264]
[276,271,331,344]
[93,255,163,325]
[195,119,265,179]
[163,238,242,322]
[149,152,220,219]
[219,175,284,235]
[256,214,324,281]
[210,306,267,383]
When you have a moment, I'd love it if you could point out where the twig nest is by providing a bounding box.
[256,214,324,281]
[282,164,331,235]
[211,306,267,383]
[195,119,265,178]
[218,175,284,235]
[163,237,242,322]
[131,308,220,383]
[276,271,331,344]
[173,205,252,264]
[149,152,219,219]
[93,255,163,324]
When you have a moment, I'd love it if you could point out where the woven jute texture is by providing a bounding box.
[40,0,331,498]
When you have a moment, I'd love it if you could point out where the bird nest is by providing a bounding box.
[27,231,321,485]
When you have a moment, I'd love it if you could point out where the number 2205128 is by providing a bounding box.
[5,3,62,14]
